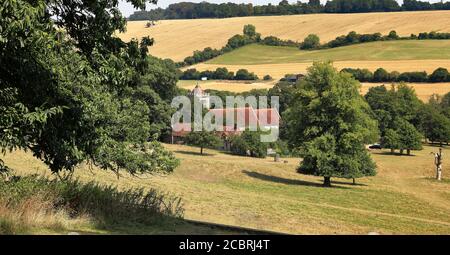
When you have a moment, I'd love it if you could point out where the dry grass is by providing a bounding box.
[119,11,450,61]
[0,193,90,234]
[361,82,450,102]
[2,144,450,234]
[177,77,450,103]
[178,80,276,92]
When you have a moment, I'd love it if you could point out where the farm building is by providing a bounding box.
[170,106,280,148]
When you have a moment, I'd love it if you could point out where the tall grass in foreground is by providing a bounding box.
[0,175,184,234]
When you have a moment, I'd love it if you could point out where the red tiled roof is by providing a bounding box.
[171,107,280,137]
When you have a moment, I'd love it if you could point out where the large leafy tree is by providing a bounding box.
[284,62,378,186]
[0,0,179,177]
[418,102,450,146]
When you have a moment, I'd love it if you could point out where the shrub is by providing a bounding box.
[300,34,321,50]
[398,71,428,82]
[229,131,268,158]
[429,68,449,83]
[180,68,200,80]
[263,75,273,81]
[235,69,259,80]
[373,68,390,82]
[341,68,373,82]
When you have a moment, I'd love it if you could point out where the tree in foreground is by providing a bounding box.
[285,62,378,186]
[184,131,222,155]
[0,0,179,177]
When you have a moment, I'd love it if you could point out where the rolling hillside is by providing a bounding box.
[192,41,450,79]
[2,144,450,234]
[207,41,450,65]
[120,11,450,61]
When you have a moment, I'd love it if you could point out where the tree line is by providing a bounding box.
[301,30,450,50]
[180,67,264,81]
[341,67,450,83]
[128,0,450,20]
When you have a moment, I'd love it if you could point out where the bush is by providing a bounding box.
[213,67,234,80]
[373,68,390,82]
[263,75,273,81]
[429,68,449,83]
[260,36,300,47]
[300,34,321,50]
[235,69,259,80]
[341,68,373,82]
[386,30,399,40]
[229,131,268,158]
[398,71,428,82]
[180,68,200,80]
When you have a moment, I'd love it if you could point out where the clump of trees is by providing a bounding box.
[284,62,379,186]
[365,84,424,155]
[260,36,300,47]
[179,68,259,81]
[341,67,450,83]
[229,130,269,158]
[1,0,179,176]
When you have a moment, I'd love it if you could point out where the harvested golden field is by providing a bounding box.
[2,144,450,234]
[177,80,450,102]
[120,11,450,61]
[191,60,450,80]
[361,82,450,102]
[178,80,276,92]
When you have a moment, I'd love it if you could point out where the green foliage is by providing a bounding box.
[230,130,268,158]
[365,84,423,154]
[300,34,321,50]
[260,36,300,47]
[429,67,450,82]
[0,0,179,176]
[395,118,423,154]
[235,69,259,80]
[382,129,401,151]
[373,68,390,82]
[184,131,222,154]
[341,68,373,82]
[267,81,296,114]
[180,67,260,81]
[263,75,273,81]
[284,62,378,185]
[418,104,450,145]
[243,24,260,41]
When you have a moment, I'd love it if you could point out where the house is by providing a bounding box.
[170,106,280,148]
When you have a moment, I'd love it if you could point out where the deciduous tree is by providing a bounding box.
[285,62,378,186]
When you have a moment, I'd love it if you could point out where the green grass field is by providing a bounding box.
[2,144,450,234]
[208,40,450,65]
